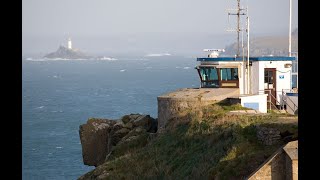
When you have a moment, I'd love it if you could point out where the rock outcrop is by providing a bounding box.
[44,46,92,59]
[79,114,157,167]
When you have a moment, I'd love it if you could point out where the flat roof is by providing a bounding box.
[197,56,296,62]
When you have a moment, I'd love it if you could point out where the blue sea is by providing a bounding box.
[22,56,199,179]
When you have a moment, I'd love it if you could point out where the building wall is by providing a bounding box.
[240,94,268,113]
[251,62,260,95]
[257,61,292,105]
[239,63,245,94]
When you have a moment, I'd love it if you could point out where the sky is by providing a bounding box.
[22,0,298,56]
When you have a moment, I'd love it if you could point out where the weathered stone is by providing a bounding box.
[123,122,133,129]
[256,126,281,145]
[132,115,152,130]
[121,115,131,124]
[79,118,114,167]
[111,128,131,145]
[112,121,124,132]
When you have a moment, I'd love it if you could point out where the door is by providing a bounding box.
[264,68,276,109]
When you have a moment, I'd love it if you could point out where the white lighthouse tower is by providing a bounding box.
[67,38,72,49]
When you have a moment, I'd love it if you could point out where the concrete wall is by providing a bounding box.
[248,149,286,180]
[157,98,216,129]
[157,88,239,129]
[248,140,298,180]
[240,94,268,113]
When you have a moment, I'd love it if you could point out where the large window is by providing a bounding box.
[199,67,219,88]
[197,67,239,88]
[220,68,238,81]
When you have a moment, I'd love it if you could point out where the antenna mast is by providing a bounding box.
[227,0,246,57]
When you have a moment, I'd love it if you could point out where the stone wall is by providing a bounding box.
[256,126,281,145]
[247,140,298,180]
[157,88,239,129]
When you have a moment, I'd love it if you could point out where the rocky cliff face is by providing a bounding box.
[44,46,92,59]
[79,114,157,167]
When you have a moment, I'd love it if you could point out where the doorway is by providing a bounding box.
[264,68,277,109]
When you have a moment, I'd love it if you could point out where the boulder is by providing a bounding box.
[79,118,115,167]
[111,128,131,145]
[132,115,153,131]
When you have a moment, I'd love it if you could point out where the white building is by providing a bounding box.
[195,55,297,113]
[67,38,72,49]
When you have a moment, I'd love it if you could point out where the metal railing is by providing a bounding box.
[258,90,282,111]
[282,89,298,114]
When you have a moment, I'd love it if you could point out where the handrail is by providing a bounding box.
[258,89,282,111]
[282,89,298,114]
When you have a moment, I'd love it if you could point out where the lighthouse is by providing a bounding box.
[67,38,72,49]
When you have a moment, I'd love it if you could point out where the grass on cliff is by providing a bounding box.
[80,101,298,179]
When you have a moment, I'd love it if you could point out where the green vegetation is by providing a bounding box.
[80,102,298,179]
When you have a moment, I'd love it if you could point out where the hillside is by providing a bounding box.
[78,101,298,179]
[224,28,298,56]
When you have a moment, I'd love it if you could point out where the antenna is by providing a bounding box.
[226,0,247,57]
[289,0,292,57]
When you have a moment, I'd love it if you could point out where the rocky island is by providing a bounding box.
[44,38,92,59]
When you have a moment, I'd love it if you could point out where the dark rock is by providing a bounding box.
[44,46,92,59]
[111,128,131,145]
[121,115,131,124]
[79,118,114,167]
[132,115,152,131]
[149,118,158,133]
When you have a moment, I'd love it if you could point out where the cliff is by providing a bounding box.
[44,46,92,59]
[78,100,297,179]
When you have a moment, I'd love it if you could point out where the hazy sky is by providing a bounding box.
[23,0,298,56]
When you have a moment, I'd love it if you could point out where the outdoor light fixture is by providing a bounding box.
[284,63,292,68]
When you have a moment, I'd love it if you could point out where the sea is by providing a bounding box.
[22,55,199,179]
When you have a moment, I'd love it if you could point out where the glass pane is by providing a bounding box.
[231,68,238,80]
[220,68,238,81]
[292,75,297,88]
[269,71,273,76]
[208,68,218,81]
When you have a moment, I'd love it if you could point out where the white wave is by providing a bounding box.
[175,66,181,69]
[146,66,152,69]
[120,69,126,72]
[56,147,63,149]
[98,57,118,61]
[145,53,171,57]
[183,67,191,69]
[35,106,45,109]
[53,75,58,78]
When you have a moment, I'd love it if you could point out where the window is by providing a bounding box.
[199,67,219,88]
[220,68,238,81]
[197,67,239,88]
[199,67,218,81]
[292,74,297,88]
